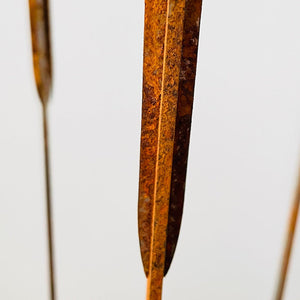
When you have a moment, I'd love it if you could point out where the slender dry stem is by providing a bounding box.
[42,104,56,300]
[274,169,300,300]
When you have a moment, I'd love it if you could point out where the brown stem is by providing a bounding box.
[274,169,300,300]
[42,104,56,300]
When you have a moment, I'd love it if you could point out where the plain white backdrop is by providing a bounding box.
[0,0,300,299]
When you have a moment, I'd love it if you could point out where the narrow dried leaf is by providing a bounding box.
[138,0,203,298]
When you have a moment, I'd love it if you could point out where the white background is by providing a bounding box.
[0,0,300,299]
